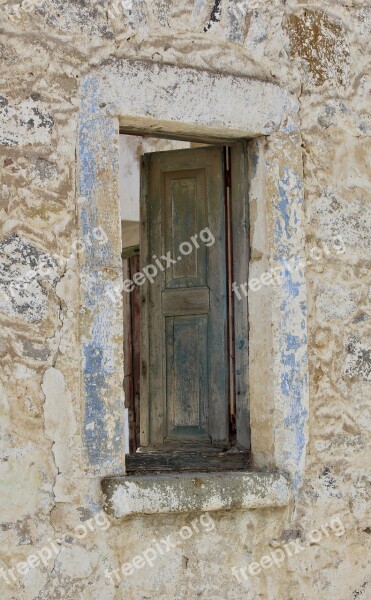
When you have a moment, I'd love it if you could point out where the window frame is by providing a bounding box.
[77,59,308,493]
[122,140,250,473]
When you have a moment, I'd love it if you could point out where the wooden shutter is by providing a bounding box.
[123,252,141,453]
[140,147,229,451]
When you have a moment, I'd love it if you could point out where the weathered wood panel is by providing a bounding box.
[125,450,250,473]
[123,254,141,453]
[231,143,250,450]
[165,316,209,443]
[162,287,209,316]
[142,147,229,450]
[139,155,150,447]
[123,258,134,452]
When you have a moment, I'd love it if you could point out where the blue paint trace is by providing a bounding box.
[79,75,119,267]
[275,167,304,256]
[78,77,124,472]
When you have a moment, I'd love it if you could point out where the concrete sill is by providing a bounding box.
[101,471,292,519]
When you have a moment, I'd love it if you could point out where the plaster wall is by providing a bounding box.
[0,1,370,599]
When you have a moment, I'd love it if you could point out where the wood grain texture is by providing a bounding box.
[123,258,134,452]
[125,450,250,473]
[131,254,141,451]
[162,287,210,316]
[165,316,209,441]
[231,143,250,450]
[123,254,141,452]
[143,146,229,450]
[139,155,150,446]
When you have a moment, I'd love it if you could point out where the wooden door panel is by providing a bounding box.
[165,316,209,443]
[141,146,228,450]
[123,253,141,453]
[164,169,207,288]
[162,287,210,316]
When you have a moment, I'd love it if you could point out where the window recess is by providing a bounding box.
[121,135,250,474]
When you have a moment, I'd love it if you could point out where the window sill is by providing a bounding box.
[124,449,250,474]
[101,471,292,519]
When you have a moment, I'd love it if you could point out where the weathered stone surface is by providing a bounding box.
[284,9,350,87]
[102,471,292,518]
[0,0,369,598]
[0,234,59,323]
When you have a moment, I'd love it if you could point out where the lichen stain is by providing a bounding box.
[285,10,350,86]
[204,0,222,32]
[0,234,59,323]
[344,337,371,382]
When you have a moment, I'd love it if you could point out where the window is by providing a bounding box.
[121,134,250,473]
[79,59,308,502]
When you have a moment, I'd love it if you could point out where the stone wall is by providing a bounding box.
[0,1,370,599]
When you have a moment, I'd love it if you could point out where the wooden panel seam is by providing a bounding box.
[162,287,210,315]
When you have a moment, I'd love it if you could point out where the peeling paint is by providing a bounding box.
[0,2,369,598]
